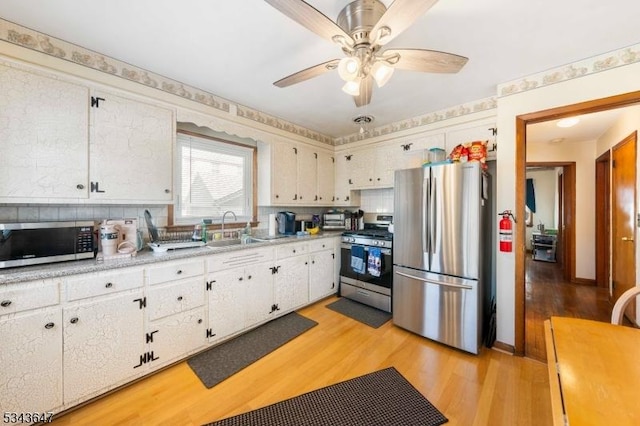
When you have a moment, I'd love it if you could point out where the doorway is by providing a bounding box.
[514,91,640,357]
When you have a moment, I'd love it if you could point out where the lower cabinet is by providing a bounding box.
[275,255,309,313]
[309,249,336,301]
[0,307,63,414]
[148,308,206,367]
[207,267,250,343]
[243,262,277,327]
[63,290,145,404]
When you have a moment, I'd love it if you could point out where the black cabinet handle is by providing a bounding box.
[76,184,84,190]
[105,282,113,288]
[177,296,183,301]
[0,300,11,307]
[176,270,183,275]
[292,249,296,253]
[239,277,243,281]
[45,322,55,329]
[70,317,79,324]
[164,189,170,193]
[247,275,252,280]
[198,319,203,324]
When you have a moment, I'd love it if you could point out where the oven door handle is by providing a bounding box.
[341,244,391,255]
[395,271,473,290]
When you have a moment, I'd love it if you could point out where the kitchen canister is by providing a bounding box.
[268,213,278,236]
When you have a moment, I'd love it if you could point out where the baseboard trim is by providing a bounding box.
[492,340,515,355]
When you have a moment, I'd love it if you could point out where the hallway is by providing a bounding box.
[524,256,613,362]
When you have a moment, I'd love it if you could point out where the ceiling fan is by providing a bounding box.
[265,0,468,107]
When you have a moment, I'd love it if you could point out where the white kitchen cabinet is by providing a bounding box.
[146,278,205,321]
[309,245,336,302]
[317,151,335,204]
[0,307,63,415]
[396,134,446,169]
[243,262,277,326]
[258,140,335,206]
[63,290,146,404]
[334,152,359,206]
[148,308,206,368]
[0,62,89,201]
[296,144,318,203]
[275,254,309,313]
[444,121,497,159]
[207,267,247,343]
[89,90,174,203]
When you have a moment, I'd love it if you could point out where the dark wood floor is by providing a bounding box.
[525,255,613,362]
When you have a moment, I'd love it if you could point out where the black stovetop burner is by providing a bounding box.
[342,228,393,240]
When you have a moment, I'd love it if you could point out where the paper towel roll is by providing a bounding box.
[268,213,277,236]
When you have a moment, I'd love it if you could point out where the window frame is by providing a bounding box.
[172,130,257,226]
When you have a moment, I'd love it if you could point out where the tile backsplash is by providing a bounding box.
[359,188,394,214]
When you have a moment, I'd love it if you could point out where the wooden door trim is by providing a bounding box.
[514,90,640,356]
[595,151,611,289]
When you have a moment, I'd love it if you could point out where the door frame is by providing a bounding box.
[514,90,640,356]
[595,150,611,289]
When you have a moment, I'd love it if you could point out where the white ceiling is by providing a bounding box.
[1,1,639,138]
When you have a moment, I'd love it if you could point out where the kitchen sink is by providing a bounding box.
[206,237,263,248]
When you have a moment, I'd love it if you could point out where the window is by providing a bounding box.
[175,132,254,224]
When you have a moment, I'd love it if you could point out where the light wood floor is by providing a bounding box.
[51,296,552,426]
[525,256,613,362]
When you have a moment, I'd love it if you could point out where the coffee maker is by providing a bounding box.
[277,211,296,235]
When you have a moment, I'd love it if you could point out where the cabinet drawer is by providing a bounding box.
[308,239,334,253]
[65,268,143,301]
[147,278,205,321]
[0,279,59,315]
[277,243,307,259]
[208,247,275,272]
[147,259,205,285]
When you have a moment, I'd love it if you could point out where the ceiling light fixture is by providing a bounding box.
[557,117,580,128]
[337,50,400,96]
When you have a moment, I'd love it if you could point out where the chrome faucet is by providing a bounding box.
[221,210,237,237]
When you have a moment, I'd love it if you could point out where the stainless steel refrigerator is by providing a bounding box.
[392,162,490,354]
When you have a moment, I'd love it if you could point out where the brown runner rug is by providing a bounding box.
[204,367,448,426]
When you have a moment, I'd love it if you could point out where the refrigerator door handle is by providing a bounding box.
[422,173,429,257]
[395,271,474,290]
[430,176,437,255]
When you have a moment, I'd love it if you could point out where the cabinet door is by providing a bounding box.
[374,145,402,187]
[244,263,274,327]
[63,291,145,404]
[334,152,352,205]
[0,64,89,200]
[207,268,246,342]
[445,123,496,155]
[89,90,173,202]
[149,308,206,367]
[350,149,375,188]
[0,307,63,414]
[309,250,336,301]
[297,145,317,204]
[275,256,309,314]
[147,278,205,321]
[317,151,335,204]
[271,142,298,203]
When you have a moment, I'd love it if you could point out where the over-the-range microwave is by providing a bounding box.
[0,221,96,269]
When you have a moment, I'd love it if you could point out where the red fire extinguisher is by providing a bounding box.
[499,210,515,252]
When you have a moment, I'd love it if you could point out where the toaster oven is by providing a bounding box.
[323,213,346,230]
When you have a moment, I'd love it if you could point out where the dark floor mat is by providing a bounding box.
[205,367,448,426]
[326,297,392,328]
[187,312,317,388]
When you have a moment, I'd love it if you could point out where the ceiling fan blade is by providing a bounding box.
[274,59,340,87]
[265,0,352,44]
[385,48,468,73]
[354,75,373,107]
[370,0,439,45]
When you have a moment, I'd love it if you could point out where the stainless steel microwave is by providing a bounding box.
[0,221,96,269]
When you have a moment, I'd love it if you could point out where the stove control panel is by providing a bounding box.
[341,235,393,249]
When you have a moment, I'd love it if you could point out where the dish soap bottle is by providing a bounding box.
[244,222,252,236]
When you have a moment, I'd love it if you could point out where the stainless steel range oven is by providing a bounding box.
[339,214,393,312]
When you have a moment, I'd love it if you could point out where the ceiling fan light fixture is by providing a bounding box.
[342,79,361,96]
[338,56,360,81]
[371,60,394,87]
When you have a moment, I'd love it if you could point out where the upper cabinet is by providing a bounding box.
[444,122,497,160]
[89,90,173,203]
[258,140,335,206]
[0,63,89,201]
[0,62,174,204]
